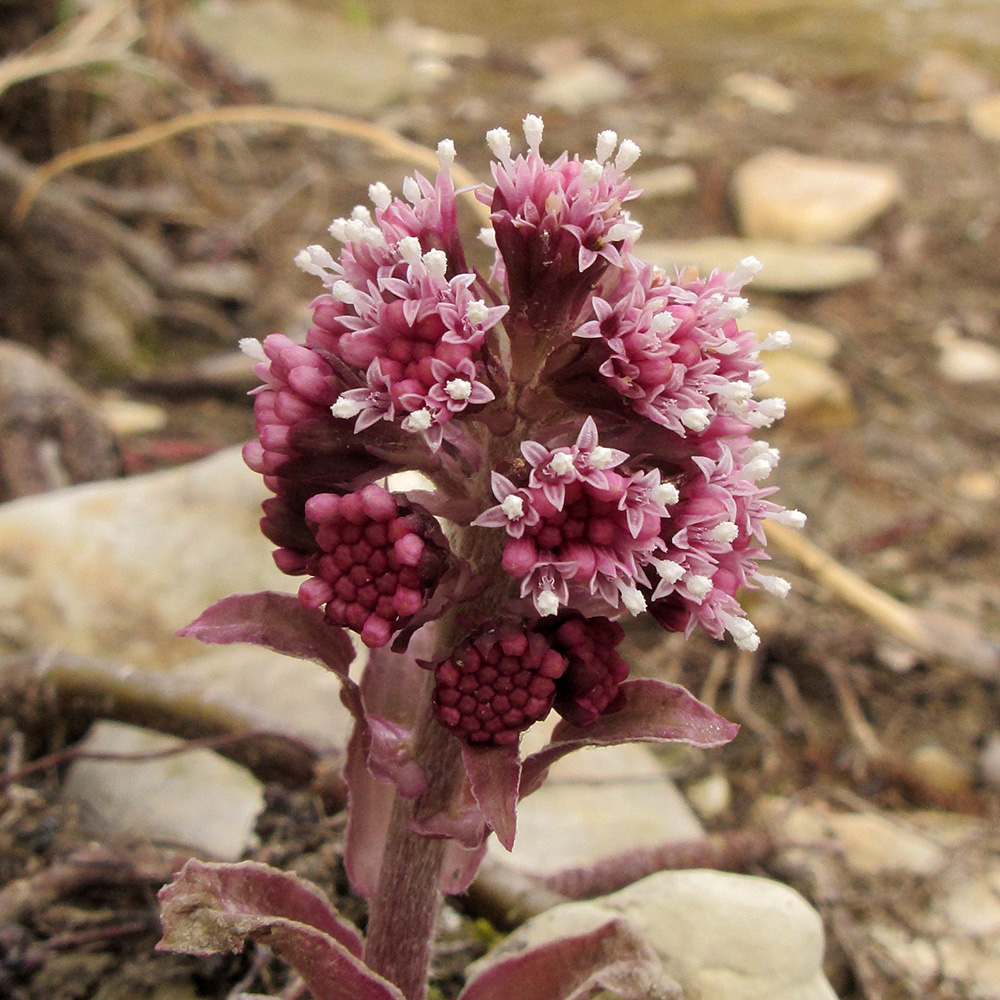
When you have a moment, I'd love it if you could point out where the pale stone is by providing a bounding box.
[979,732,1000,788]
[63,721,264,860]
[642,237,880,293]
[685,772,731,820]
[0,445,289,668]
[908,744,973,798]
[968,93,1000,142]
[867,922,940,986]
[186,0,417,113]
[531,58,630,113]
[755,351,856,429]
[732,149,902,245]
[938,878,1000,937]
[909,51,994,104]
[935,328,1000,382]
[723,72,797,114]
[494,716,704,874]
[470,870,837,1000]
[631,164,698,199]
[170,644,355,751]
[823,812,947,877]
[96,395,168,437]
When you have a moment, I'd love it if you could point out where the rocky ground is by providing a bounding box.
[1,1,1000,998]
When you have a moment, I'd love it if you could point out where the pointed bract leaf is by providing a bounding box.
[461,742,520,851]
[458,918,672,1000]
[521,679,738,798]
[177,592,355,678]
[157,860,404,1000]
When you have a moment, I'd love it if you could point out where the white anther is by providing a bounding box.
[724,613,760,651]
[238,337,266,362]
[550,452,574,475]
[595,130,618,164]
[757,574,791,598]
[422,249,448,278]
[522,114,544,153]
[328,218,348,242]
[581,159,604,187]
[743,447,780,481]
[537,590,560,616]
[398,236,423,265]
[769,508,807,529]
[445,378,472,401]
[368,181,392,211]
[685,574,714,602]
[478,227,498,249]
[720,295,749,319]
[360,226,387,248]
[351,205,372,224]
[467,299,489,325]
[653,482,680,506]
[294,245,336,278]
[760,329,792,351]
[436,138,456,169]
[343,218,367,243]
[501,494,525,520]
[606,212,643,242]
[619,584,647,616]
[330,280,356,303]
[748,369,771,388]
[486,127,511,161]
[679,407,713,432]
[759,397,786,420]
[651,312,679,334]
[614,138,641,172]
[708,520,739,544]
[739,255,763,276]
[403,408,434,432]
[331,396,364,419]
[402,176,421,203]
[589,445,617,469]
[653,559,685,584]
[718,380,753,405]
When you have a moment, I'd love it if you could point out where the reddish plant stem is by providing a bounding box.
[363,686,465,1000]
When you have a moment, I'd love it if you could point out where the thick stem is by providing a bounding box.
[363,689,465,1000]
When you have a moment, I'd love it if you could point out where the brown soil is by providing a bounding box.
[0,2,998,998]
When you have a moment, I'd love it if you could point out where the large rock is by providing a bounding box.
[0,445,287,667]
[642,237,880,293]
[732,150,901,245]
[468,869,837,1000]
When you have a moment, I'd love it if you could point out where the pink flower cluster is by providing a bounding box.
[243,114,803,744]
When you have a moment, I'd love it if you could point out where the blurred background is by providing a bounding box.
[1,1,1000,998]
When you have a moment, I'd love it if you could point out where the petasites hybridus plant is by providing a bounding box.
[158,116,804,1000]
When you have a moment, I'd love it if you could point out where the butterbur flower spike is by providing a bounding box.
[163,116,804,1000]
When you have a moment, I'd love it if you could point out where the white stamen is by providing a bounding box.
[330,280,356,304]
[589,445,617,469]
[680,407,713,432]
[398,236,423,265]
[351,204,372,224]
[478,227,498,249]
[595,130,618,164]
[369,181,392,211]
[550,452,574,475]
[238,337,266,361]
[343,219,367,243]
[537,590,560,616]
[724,613,760,651]
[717,380,753,405]
[653,559,685,584]
[651,312,678,334]
[720,295,749,319]
[467,299,489,324]
[331,396,364,419]
[614,138,641,172]
[748,369,771,388]
[760,329,792,351]
[294,245,336,278]
[486,127,511,161]
[436,138,456,169]
[757,574,791,598]
[769,508,807,529]
[581,159,604,187]
[360,226,387,248]
[522,114,544,153]
[759,397,786,420]
[402,175,421,204]
[739,255,763,276]
[501,494,525,520]
[403,408,434,432]
[619,584,647,616]
[743,446,780,481]
[685,574,714,602]
[445,378,472,401]
[708,520,739,544]
[653,482,680,506]
[422,249,448,278]
[606,212,642,242]
[328,218,348,242]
